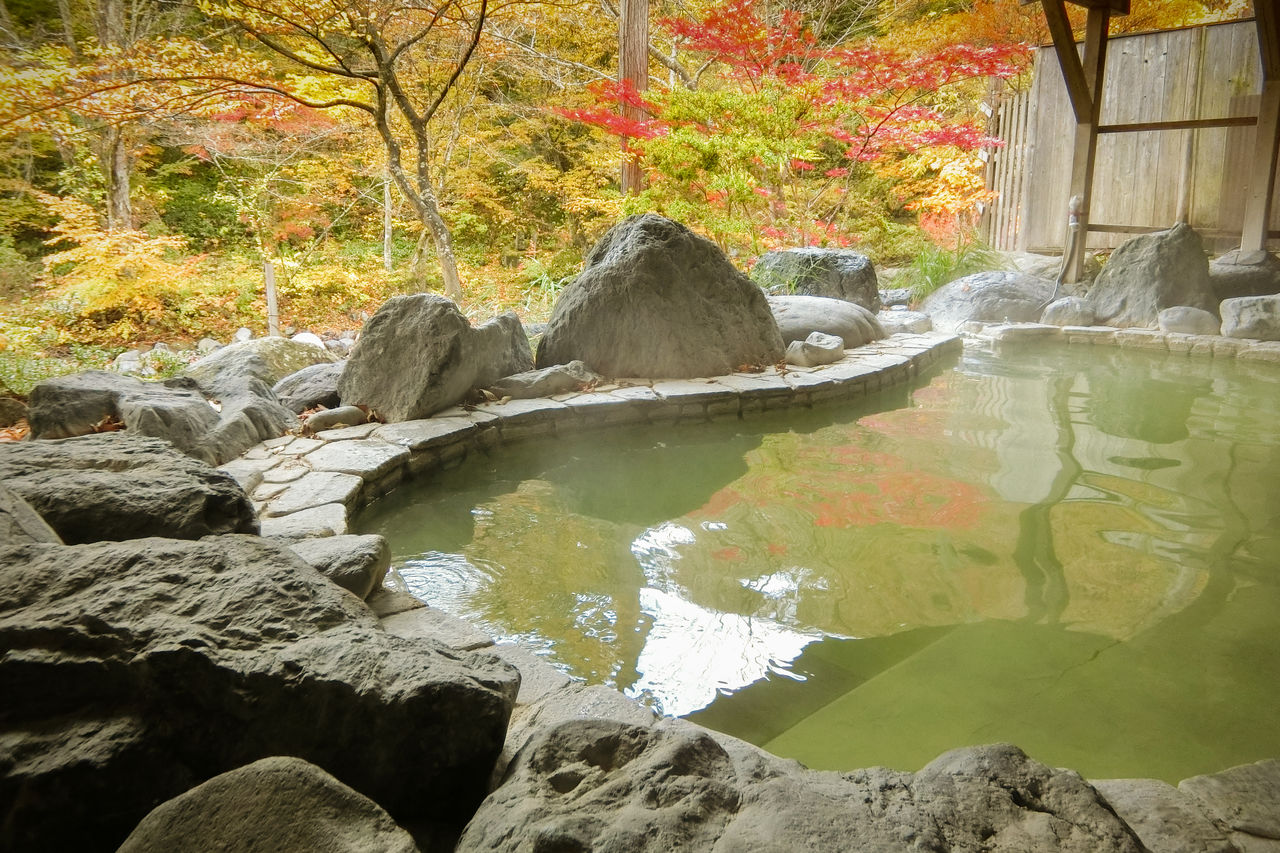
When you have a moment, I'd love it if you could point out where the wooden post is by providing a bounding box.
[264,260,280,337]
[619,0,649,195]
[1041,0,1114,283]
[1241,4,1280,256]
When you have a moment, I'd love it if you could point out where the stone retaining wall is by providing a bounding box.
[972,321,1280,362]
[220,331,961,538]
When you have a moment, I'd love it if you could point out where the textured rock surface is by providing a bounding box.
[1209,249,1280,301]
[752,247,881,311]
[27,369,293,466]
[1179,759,1280,842]
[878,309,933,334]
[339,294,532,421]
[0,433,257,543]
[1094,778,1235,853]
[1159,306,1220,336]
[486,361,601,400]
[768,294,885,347]
[273,361,345,414]
[921,271,1057,333]
[0,534,519,851]
[458,721,1144,852]
[784,331,845,367]
[303,405,368,434]
[0,484,62,546]
[536,215,784,378]
[1221,294,1280,340]
[117,756,420,853]
[288,533,390,599]
[0,396,27,427]
[1042,296,1096,326]
[1085,224,1216,328]
[184,337,337,388]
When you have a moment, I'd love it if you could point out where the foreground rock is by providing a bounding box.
[1220,294,1280,341]
[27,369,293,466]
[486,361,600,400]
[288,534,390,600]
[457,719,1144,852]
[785,331,845,367]
[536,215,784,378]
[339,294,532,422]
[752,247,881,311]
[768,294,885,346]
[0,534,519,851]
[1042,296,1095,327]
[0,484,62,546]
[0,433,257,543]
[1085,223,1216,328]
[183,337,337,388]
[921,271,1057,333]
[118,756,420,853]
[1158,306,1220,336]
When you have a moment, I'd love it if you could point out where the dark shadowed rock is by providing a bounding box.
[339,295,532,422]
[768,294,885,346]
[288,534,390,599]
[0,534,519,851]
[458,720,1144,853]
[273,361,345,414]
[1158,306,1220,336]
[0,433,257,543]
[118,756,420,853]
[486,361,601,400]
[921,271,1057,333]
[26,370,292,466]
[184,337,337,388]
[752,247,881,311]
[1085,224,1215,328]
[1221,294,1280,340]
[536,215,784,378]
[0,396,26,427]
[1042,296,1096,326]
[0,484,61,546]
[1210,249,1280,301]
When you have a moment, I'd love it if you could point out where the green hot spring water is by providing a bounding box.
[356,343,1280,782]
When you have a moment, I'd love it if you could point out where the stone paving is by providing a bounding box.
[972,321,1280,362]
[219,331,962,541]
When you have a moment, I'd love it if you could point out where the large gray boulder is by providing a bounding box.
[1220,294,1280,340]
[921,271,1057,333]
[457,719,1144,852]
[1042,296,1096,327]
[768,294,885,347]
[0,433,257,543]
[339,295,532,422]
[1209,249,1280,302]
[117,756,420,853]
[536,215,784,378]
[1158,306,1220,336]
[752,247,881,312]
[273,361,345,414]
[184,337,337,389]
[288,534,390,600]
[1085,223,1215,328]
[0,534,519,851]
[27,370,293,466]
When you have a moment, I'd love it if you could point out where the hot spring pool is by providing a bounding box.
[356,342,1280,782]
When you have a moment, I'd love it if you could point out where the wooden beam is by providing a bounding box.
[1257,0,1280,81]
[1061,4,1111,283]
[1041,0,1093,122]
[1097,116,1257,133]
[1241,79,1280,254]
[1021,0,1127,10]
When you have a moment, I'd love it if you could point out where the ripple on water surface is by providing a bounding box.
[358,344,1280,782]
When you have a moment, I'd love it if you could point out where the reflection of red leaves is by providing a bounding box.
[712,546,744,561]
[767,543,788,555]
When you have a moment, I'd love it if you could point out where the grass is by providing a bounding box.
[900,234,1005,304]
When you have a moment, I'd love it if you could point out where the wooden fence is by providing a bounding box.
[983,18,1271,254]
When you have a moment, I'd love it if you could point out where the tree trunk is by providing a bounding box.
[102,126,132,230]
[619,0,649,195]
[383,170,394,272]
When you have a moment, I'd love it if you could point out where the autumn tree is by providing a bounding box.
[563,0,1027,253]
[201,0,489,300]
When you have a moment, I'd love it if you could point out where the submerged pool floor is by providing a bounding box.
[357,343,1280,782]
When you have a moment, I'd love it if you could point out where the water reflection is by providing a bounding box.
[357,344,1280,780]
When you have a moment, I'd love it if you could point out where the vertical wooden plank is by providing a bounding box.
[619,0,649,195]
[1241,79,1280,254]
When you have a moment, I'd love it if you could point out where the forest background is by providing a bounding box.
[0,0,1248,390]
